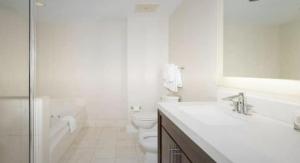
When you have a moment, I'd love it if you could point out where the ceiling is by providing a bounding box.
[225,0,300,25]
[37,0,182,22]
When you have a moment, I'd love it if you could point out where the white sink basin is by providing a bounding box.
[178,104,243,125]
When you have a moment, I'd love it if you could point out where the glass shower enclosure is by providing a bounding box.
[0,0,35,163]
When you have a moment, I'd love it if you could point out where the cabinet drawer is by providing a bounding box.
[159,111,216,163]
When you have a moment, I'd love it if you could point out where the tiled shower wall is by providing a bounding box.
[0,98,29,163]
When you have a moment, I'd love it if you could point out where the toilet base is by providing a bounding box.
[144,152,157,163]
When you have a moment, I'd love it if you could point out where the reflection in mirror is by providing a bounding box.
[224,0,300,80]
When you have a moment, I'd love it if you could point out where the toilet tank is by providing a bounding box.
[161,96,180,103]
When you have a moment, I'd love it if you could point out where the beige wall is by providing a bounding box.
[0,8,29,97]
[169,0,218,101]
[0,6,29,163]
[279,21,300,80]
[37,20,128,126]
[224,24,281,78]
[223,20,300,80]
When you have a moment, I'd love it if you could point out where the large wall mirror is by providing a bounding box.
[223,0,300,80]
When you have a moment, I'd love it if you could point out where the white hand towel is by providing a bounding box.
[63,116,77,133]
[163,64,183,92]
[176,67,183,88]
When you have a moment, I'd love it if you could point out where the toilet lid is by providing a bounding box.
[133,112,157,121]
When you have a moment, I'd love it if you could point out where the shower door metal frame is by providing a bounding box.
[29,0,36,162]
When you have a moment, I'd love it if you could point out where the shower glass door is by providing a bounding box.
[0,0,31,163]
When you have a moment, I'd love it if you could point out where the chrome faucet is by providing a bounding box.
[222,92,252,115]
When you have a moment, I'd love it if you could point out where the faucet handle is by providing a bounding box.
[230,101,239,112]
[244,104,255,115]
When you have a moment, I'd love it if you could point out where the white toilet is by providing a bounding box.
[132,112,157,131]
[138,129,158,163]
[132,96,179,163]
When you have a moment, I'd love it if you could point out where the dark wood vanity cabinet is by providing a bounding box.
[161,128,191,163]
[158,111,216,163]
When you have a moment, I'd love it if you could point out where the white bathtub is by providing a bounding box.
[48,98,87,163]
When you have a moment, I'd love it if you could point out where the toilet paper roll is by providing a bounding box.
[130,106,142,112]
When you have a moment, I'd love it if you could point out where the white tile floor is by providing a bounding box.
[59,127,144,163]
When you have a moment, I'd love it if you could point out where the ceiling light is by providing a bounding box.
[135,4,160,13]
[36,0,45,7]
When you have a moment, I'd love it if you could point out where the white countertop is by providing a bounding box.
[158,102,300,163]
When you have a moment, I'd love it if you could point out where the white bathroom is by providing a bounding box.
[1,0,300,163]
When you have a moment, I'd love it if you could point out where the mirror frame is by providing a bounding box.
[216,0,300,98]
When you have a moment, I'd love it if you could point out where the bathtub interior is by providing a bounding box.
[46,98,87,163]
[49,98,85,126]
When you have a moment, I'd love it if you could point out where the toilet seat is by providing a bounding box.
[139,131,158,153]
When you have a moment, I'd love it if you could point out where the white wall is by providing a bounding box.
[169,0,218,101]
[224,24,281,78]
[38,16,169,125]
[37,20,128,127]
[127,16,169,112]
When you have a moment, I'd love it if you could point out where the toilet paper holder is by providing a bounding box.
[130,106,142,112]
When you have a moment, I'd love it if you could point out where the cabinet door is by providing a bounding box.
[161,128,191,163]
[181,154,191,163]
[159,111,216,163]
[161,128,173,163]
